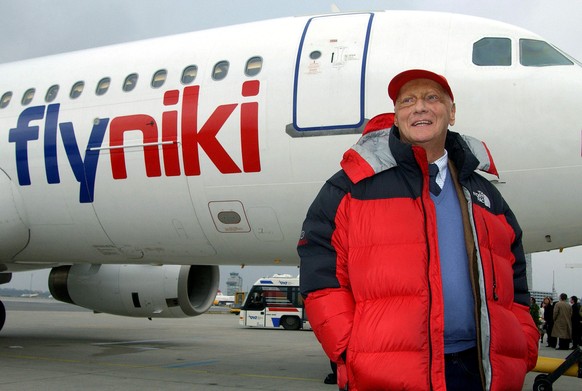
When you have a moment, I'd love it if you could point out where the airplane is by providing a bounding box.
[213,291,235,306]
[1,10,581,331]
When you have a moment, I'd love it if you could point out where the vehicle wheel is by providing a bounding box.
[533,374,553,391]
[281,316,301,330]
[0,300,5,332]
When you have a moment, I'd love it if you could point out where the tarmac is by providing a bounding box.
[0,297,580,391]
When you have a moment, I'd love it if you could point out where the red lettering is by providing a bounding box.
[241,81,261,172]
[181,86,241,175]
[162,90,181,176]
[108,83,261,180]
[109,115,162,179]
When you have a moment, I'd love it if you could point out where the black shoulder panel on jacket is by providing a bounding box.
[298,170,348,295]
[463,173,505,215]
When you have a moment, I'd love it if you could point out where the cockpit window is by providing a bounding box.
[520,39,573,67]
[473,37,511,66]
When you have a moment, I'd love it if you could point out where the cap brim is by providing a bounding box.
[388,69,454,103]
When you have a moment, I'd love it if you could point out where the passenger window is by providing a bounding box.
[1,91,13,108]
[473,38,511,66]
[123,73,138,92]
[181,65,198,84]
[70,81,85,99]
[212,61,229,80]
[22,88,35,106]
[151,69,167,88]
[45,85,59,103]
[245,56,263,77]
[96,77,111,96]
[520,39,573,67]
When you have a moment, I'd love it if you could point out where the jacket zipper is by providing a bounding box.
[492,270,498,301]
[463,187,490,390]
[481,222,498,301]
[420,170,433,389]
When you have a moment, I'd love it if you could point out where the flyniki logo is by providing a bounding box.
[7,81,261,203]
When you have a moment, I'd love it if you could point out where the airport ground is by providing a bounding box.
[0,297,580,391]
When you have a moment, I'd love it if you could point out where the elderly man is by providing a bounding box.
[298,69,539,390]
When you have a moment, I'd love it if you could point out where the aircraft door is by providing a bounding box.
[288,13,373,135]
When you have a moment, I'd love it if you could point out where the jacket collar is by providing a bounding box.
[341,123,498,184]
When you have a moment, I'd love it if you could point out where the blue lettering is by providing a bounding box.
[59,118,109,203]
[44,104,60,183]
[8,106,45,186]
[9,103,108,203]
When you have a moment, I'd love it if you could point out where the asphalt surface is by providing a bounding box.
[0,297,580,390]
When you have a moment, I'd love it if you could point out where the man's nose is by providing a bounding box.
[413,98,428,112]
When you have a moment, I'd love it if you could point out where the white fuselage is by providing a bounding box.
[1,11,581,272]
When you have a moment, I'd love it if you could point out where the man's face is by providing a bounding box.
[394,79,456,152]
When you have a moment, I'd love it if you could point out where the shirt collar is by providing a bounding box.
[432,150,448,188]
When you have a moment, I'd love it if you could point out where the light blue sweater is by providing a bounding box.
[432,171,477,354]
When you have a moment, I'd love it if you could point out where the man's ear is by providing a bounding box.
[449,103,456,126]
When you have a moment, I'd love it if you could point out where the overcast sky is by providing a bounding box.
[2,0,581,296]
[1,0,581,63]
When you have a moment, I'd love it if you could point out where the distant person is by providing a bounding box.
[542,296,556,348]
[570,296,581,349]
[552,293,572,350]
[538,300,546,344]
[248,291,264,310]
[530,297,542,338]
[539,310,546,344]
[298,69,539,390]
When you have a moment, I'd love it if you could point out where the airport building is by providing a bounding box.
[527,252,558,304]
[529,290,556,304]
[226,272,243,296]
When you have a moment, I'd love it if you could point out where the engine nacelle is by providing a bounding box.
[48,264,219,318]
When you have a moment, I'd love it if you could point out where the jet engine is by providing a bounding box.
[48,264,219,318]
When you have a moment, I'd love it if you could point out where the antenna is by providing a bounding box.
[552,270,558,300]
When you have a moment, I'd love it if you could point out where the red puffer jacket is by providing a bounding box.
[298,117,539,390]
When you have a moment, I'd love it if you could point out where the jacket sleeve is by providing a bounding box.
[298,173,355,364]
[504,201,539,370]
[512,302,540,370]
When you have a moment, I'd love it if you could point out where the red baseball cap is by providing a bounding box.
[388,69,454,104]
